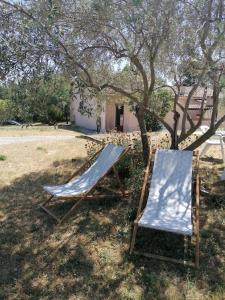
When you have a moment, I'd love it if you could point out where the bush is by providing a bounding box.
[85,132,147,201]
[84,131,198,205]
[145,112,162,131]
[144,89,173,132]
[0,154,7,161]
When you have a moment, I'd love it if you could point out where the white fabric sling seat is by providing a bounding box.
[44,144,125,198]
[138,149,193,236]
[40,143,127,224]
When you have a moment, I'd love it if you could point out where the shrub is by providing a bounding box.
[84,131,199,205]
[144,89,173,132]
[145,112,162,131]
[85,132,147,201]
[0,154,7,161]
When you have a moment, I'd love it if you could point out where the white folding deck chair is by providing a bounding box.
[130,149,200,268]
[200,125,225,163]
[40,144,129,224]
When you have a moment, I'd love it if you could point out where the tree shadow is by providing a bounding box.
[0,158,132,299]
[200,156,223,164]
[0,157,224,299]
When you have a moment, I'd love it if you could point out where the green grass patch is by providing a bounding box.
[36,146,47,153]
[0,154,6,161]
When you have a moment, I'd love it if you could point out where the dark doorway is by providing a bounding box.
[115,105,124,131]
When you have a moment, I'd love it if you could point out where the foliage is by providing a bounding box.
[84,131,197,198]
[0,99,14,123]
[0,85,9,99]
[0,154,6,161]
[0,0,225,159]
[4,75,71,123]
[85,132,145,196]
[182,73,196,87]
[145,89,173,132]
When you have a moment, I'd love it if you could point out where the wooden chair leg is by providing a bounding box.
[58,198,84,225]
[113,166,126,196]
[195,231,200,269]
[129,222,139,254]
[184,235,188,263]
[195,175,200,269]
[41,195,54,207]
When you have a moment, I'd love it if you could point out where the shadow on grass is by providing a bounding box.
[200,156,223,164]
[0,158,224,299]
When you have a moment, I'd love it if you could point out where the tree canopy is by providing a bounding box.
[0,0,225,162]
[0,75,71,123]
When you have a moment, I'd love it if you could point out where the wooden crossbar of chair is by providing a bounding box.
[130,149,201,269]
[40,146,130,225]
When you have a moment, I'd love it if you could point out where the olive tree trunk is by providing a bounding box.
[136,108,149,165]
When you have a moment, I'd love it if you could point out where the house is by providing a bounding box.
[164,86,214,130]
[70,86,214,132]
[70,93,139,132]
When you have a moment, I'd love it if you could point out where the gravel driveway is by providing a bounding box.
[0,135,75,145]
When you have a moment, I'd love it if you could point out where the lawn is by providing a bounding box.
[0,125,79,137]
[0,128,224,299]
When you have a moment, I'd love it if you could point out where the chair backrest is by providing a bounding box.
[67,144,125,191]
[82,143,125,179]
[139,149,193,235]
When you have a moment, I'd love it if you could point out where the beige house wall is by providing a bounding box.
[71,94,140,132]
[123,105,139,131]
[104,100,139,132]
[164,96,214,130]
[70,96,106,132]
[105,101,116,131]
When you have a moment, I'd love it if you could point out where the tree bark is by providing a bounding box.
[171,111,180,149]
[136,107,149,165]
[185,129,216,150]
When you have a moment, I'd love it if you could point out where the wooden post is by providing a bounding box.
[184,235,188,264]
[129,150,152,254]
[58,198,84,225]
[113,166,125,196]
[41,195,54,207]
[195,174,200,268]
[136,149,152,217]
[129,221,139,254]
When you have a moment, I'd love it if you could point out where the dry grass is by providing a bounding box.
[0,128,224,299]
[0,132,85,188]
[0,125,79,136]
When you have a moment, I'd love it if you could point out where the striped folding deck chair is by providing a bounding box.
[130,149,200,268]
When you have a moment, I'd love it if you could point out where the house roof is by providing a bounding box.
[188,104,213,110]
[179,86,213,97]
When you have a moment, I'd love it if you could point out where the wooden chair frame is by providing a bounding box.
[129,149,201,268]
[40,145,130,225]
